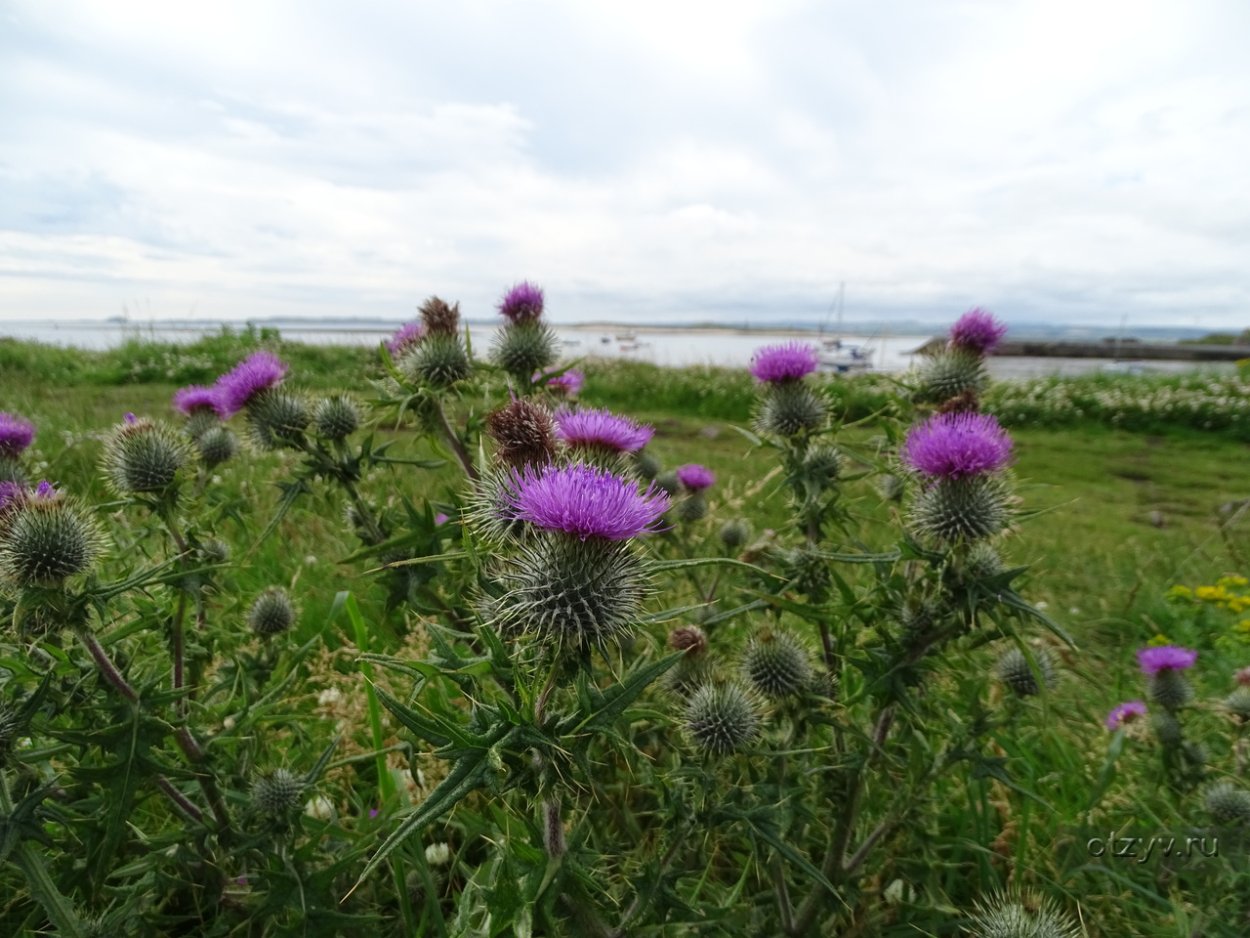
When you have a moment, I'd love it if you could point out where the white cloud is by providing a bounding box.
[1,0,1248,328]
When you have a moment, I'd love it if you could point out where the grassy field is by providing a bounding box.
[2,332,1249,935]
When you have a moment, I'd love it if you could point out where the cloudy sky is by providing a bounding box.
[2,0,1248,328]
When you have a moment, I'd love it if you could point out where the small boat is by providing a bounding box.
[614,331,636,341]
[562,338,582,347]
[817,283,874,373]
[600,336,611,344]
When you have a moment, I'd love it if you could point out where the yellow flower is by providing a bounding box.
[1237,619,1250,635]
[1217,575,1248,589]
[1167,584,1194,601]
[1147,633,1172,647]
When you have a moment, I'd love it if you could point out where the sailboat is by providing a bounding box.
[818,283,873,373]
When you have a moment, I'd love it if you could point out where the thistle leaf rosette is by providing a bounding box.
[902,412,1015,544]
[489,462,669,651]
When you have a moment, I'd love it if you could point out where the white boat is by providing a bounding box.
[818,283,874,373]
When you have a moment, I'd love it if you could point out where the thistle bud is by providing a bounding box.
[677,493,708,523]
[403,333,471,388]
[313,394,361,442]
[251,769,304,818]
[1153,710,1182,748]
[1204,782,1250,826]
[719,518,751,549]
[492,322,559,384]
[0,491,104,586]
[199,539,231,565]
[802,444,842,484]
[743,628,813,699]
[196,426,237,468]
[246,389,311,450]
[965,542,1005,579]
[1225,687,1250,722]
[683,682,760,755]
[754,383,827,438]
[993,646,1056,698]
[634,450,661,481]
[248,587,296,637]
[101,418,191,495]
[655,471,680,497]
[184,409,220,442]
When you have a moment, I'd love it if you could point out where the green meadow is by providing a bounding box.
[2,329,1249,936]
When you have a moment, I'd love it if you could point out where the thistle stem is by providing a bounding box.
[431,400,479,482]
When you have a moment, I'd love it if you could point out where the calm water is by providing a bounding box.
[1,319,1230,380]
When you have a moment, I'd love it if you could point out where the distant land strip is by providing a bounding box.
[911,338,1250,361]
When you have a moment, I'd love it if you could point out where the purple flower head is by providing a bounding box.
[676,463,716,492]
[434,512,449,526]
[537,368,584,396]
[500,462,670,540]
[0,481,24,511]
[1105,700,1147,730]
[554,407,654,454]
[173,385,226,418]
[1137,645,1198,675]
[214,352,288,417]
[901,412,1013,480]
[0,412,36,458]
[124,412,137,424]
[386,321,425,357]
[949,308,1007,355]
[368,808,379,819]
[749,343,819,384]
[34,480,56,499]
[498,281,545,324]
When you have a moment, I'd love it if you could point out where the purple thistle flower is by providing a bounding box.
[1105,700,1147,730]
[554,407,654,454]
[386,321,425,356]
[1137,645,1198,675]
[214,352,288,417]
[749,343,819,384]
[500,463,670,540]
[173,385,226,418]
[0,480,23,510]
[124,412,137,424]
[34,480,55,499]
[676,463,716,492]
[498,281,545,324]
[434,512,449,526]
[901,412,1013,480]
[0,412,36,458]
[537,368,584,396]
[949,307,1007,355]
[368,808,379,819]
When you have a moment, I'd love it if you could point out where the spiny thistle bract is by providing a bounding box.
[1203,782,1250,825]
[655,470,680,497]
[964,889,1081,938]
[719,518,751,550]
[0,459,25,485]
[908,476,1012,543]
[198,539,231,565]
[196,426,237,468]
[1147,670,1194,710]
[993,646,1057,697]
[1153,710,1182,747]
[101,419,191,495]
[965,541,1006,579]
[754,382,827,438]
[404,333,472,388]
[743,629,813,699]
[313,394,361,442]
[491,533,649,650]
[183,408,220,442]
[914,347,988,404]
[784,546,832,601]
[251,769,304,817]
[0,493,105,587]
[492,322,559,383]
[635,450,661,481]
[248,587,296,637]
[246,389,311,450]
[683,682,761,755]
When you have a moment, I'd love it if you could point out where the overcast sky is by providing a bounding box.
[2,0,1248,329]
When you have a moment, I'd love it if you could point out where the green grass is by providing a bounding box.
[4,335,1250,935]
